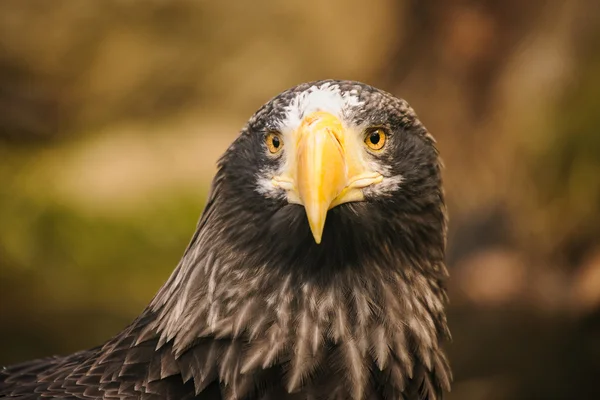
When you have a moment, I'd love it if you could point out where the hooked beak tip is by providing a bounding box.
[305,203,326,244]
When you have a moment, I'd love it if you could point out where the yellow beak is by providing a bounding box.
[271,111,383,243]
[295,112,348,244]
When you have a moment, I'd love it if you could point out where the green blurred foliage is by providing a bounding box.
[530,37,600,260]
[0,153,205,361]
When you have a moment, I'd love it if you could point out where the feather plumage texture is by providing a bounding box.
[0,80,451,399]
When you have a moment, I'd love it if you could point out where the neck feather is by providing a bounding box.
[141,198,451,398]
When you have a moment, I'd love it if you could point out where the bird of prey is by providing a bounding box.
[0,80,451,400]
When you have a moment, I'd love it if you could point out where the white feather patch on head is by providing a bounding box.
[364,173,404,198]
[364,159,404,198]
[256,168,285,199]
[279,82,365,132]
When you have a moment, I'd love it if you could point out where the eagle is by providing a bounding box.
[0,80,451,400]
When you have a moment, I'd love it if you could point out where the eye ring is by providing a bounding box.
[364,128,387,151]
[265,132,284,154]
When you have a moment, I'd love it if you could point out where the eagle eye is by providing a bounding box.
[266,132,284,154]
[364,128,387,151]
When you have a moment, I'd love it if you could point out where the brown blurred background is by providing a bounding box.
[1,1,600,399]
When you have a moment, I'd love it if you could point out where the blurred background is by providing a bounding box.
[1,0,599,399]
